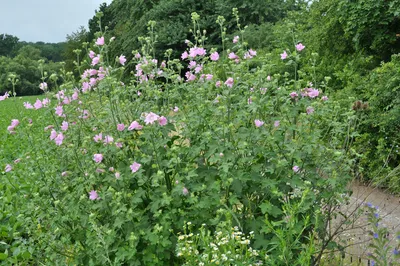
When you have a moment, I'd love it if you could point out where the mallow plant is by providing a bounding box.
[0,10,356,265]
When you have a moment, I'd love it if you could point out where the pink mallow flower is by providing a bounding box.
[117,123,125,131]
[254,119,264,128]
[89,51,96,59]
[233,36,239,43]
[0,92,9,101]
[210,52,219,61]
[144,112,160,125]
[128,121,143,130]
[24,102,33,109]
[92,56,100,66]
[158,116,168,126]
[130,162,141,173]
[95,36,105,46]
[5,164,12,172]
[93,154,103,163]
[39,82,48,91]
[274,120,280,127]
[290,92,298,99]
[55,105,63,117]
[295,43,305,52]
[34,99,43,109]
[103,135,114,144]
[182,187,189,196]
[281,51,288,60]
[224,77,234,88]
[50,129,57,140]
[293,165,300,173]
[54,132,64,146]
[93,133,103,142]
[119,55,126,65]
[322,96,328,101]
[89,190,99,200]
[61,121,69,131]
[306,106,314,115]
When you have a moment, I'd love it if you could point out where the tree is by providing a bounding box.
[0,34,19,57]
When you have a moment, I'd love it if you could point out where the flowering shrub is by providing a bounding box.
[0,11,355,265]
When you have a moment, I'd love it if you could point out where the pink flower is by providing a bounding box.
[115,142,123,148]
[130,162,141,173]
[267,75,271,81]
[89,78,97,86]
[254,119,264,127]
[219,153,224,157]
[228,52,239,60]
[55,132,64,146]
[249,49,257,56]
[39,82,48,91]
[295,43,305,52]
[89,190,99,200]
[89,51,96,59]
[95,36,105,46]
[274,120,280,127]
[117,123,125,131]
[144,112,160,124]
[306,106,314,115]
[293,165,300,173]
[11,119,19,127]
[181,51,188,60]
[103,135,114,144]
[224,77,234,88]
[34,99,43,109]
[5,164,12,172]
[93,154,103,163]
[189,47,206,57]
[173,106,179,112]
[92,56,100,66]
[42,98,50,106]
[158,116,168,126]
[210,52,219,61]
[61,171,68,176]
[182,187,189,196]
[115,172,121,179]
[14,158,21,164]
[61,121,69,131]
[194,65,203,73]
[185,71,196,82]
[0,92,9,101]
[119,55,126,65]
[72,91,79,100]
[55,105,63,117]
[281,51,288,60]
[128,121,143,130]
[215,81,222,87]
[205,74,213,80]
[188,61,196,69]
[290,92,298,99]
[322,96,328,101]
[233,36,239,43]
[24,102,33,109]
[82,82,90,93]
[50,129,57,140]
[93,133,102,142]
[307,88,319,98]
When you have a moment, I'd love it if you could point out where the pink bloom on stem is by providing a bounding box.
[119,55,126,65]
[89,51,96,59]
[117,123,125,131]
[173,106,179,112]
[307,88,319,98]
[103,135,114,144]
[181,51,188,60]
[24,102,33,109]
[92,56,100,66]
[55,105,63,117]
[115,172,121,179]
[228,52,239,60]
[62,171,68,177]
[135,53,141,59]
[144,112,160,125]
[130,162,141,173]
[274,120,280,127]
[109,167,114,172]
[93,133,103,142]
[89,78,97,86]
[61,121,69,131]
[215,81,222,87]
[322,96,328,101]
[34,99,43,109]
[50,129,57,140]
[267,75,271,81]
[115,142,123,148]
[249,49,257,56]
[224,77,234,88]
[55,132,64,146]
[128,121,143,130]
[39,82,48,91]
[93,154,103,163]
[89,190,99,200]
[233,36,239,43]
[306,106,314,115]
[0,92,9,101]
[158,116,168,126]
[82,82,90,93]
[295,43,305,52]
[290,92,298,99]
[194,65,203,73]
[188,61,196,69]
[210,52,219,61]
[254,119,264,128]
[5,164,12,172]
[72,91,79,100]
[95,36,105,46]
[205,74,213,80]
[281,51,288,60]
[42,98,50,106]
[11,119,19,127]
[293,165,300,173]
[182,187,189,196]
[185,71,196,82]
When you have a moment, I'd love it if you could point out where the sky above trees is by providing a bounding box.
[0,0,112,43]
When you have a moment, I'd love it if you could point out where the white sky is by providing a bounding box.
[0,0,112,43]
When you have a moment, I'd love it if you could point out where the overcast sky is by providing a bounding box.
[0,0,112,43]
